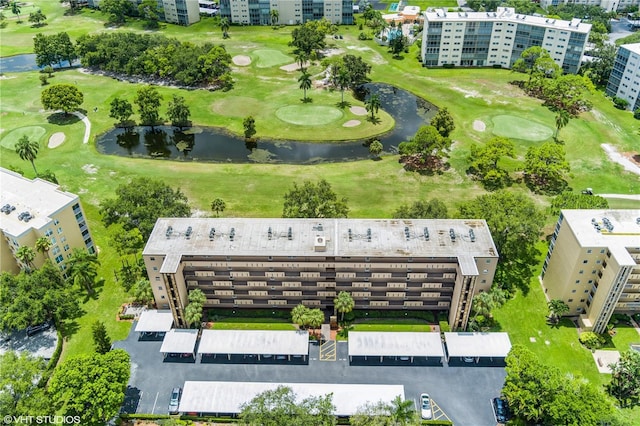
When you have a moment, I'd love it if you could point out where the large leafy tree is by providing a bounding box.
[99,177,191,239]
[33,33,56,68]
[340,55,372,90]
[134,86,162,129]
[0,351,48,416]
[28,9,46,26]
[512,47,559,86]
[15,136,39,176]
[430,107,455,137]
[240,385,336,426]
[542,73,594,117]
[503,345,616,425]
[0,262,81,332]
[392,199,448,219]
[607,350,640,408]
[468,287,508,330]
[581,44,616,87]
[467,136,515,190]
[243,115,256,140]
[109,97,134,127]
[524,142,570,194]
[211,198,226,217]
[49,349,131,426]
[458,191,545,293]
[549,192,609,216]
[41,84,84,115]
[138,0,161,29]
[100,0,132,24]
[398,125,451,163]
[55,32,77,67]
[289,20,330,57]
[66,248,100,296]
[282,179,348,218]
[333,291,354,322]
[167,94,191,130]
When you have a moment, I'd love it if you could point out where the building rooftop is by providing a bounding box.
[424,7,591,34]
[620,43,640,56]
[0,168,78,237]
[134,310,174,333]
[198,329,309,356]
[144,218,498,262]
[348,331,445,357]
[160,329,198,354]
[179,381,405,416]
[444,332,512,358]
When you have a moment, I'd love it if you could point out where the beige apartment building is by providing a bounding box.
[542,210,640,333]
[0,168,95,274]
[143,218,499,330]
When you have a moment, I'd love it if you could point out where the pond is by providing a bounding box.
[0,54,75,73]
[96,83,437,164]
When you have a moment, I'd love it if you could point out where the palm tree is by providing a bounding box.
[211,198,226,217]
[389,395,416,425]
[548,299,570,324]
[291,303,308,329]
[333,291,354,322]
[35,237,52,256]
[11,1,21,23]
[133,279,154,306]
[15,136,39,176]
[295,52,308,71]
[67,248,100,295]
[365,94,381,120]
[15,246,36,272]
[335,68,349,105]
[554,109,570,139]
[298,71,312,101]
[220,17,230,39]
[307,308,324,330]
[270,9,279,26]
[184,303,202,328]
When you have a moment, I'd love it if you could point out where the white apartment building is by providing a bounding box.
[219,0,353,25]
[540,0,640,12]
[421,7,591,74]
[606,43,640,111]
[87,0,200,25]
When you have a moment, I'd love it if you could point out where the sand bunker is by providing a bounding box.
[473,120,486,132]
[343,120,361,127]
[232,55,252,66]
[48,132,66,148]
[279,62,309,72]
[350,106,367,116]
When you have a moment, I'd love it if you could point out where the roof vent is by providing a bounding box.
[469,229,476,242]
[268,226,272,240]
[166,226,173,238]
[209,227,215,241]
[449,228,456,242]
[423,227,429,241]
[314,235,327,252]
[185,226,193,239]
[287,227,292,241]
[348,228,352,242]
[367,228,372,242]
[404,226,410,241]
[230,227,235,241]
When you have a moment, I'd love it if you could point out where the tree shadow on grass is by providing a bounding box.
[47,112,80,126]
[58,319,81,341]
[366,116,381,125]
[301,98,313,104]
[336,101,351,109]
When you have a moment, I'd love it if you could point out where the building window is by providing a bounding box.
[575,280,580,283]
[572,289,576,293]
[161,295,165,299]
[155,277,160,281]
[584,289,589,293]
[60,236,66,243]
[583,260,588,264]
[568,298,573,302]
[158,286,163,290]
[55,255,64,263]
[596,260,601,264]
[150,257,155,261]
[63,244,69,252]
[600,249,605,254]
[153,267,158,271]
[57,227,63,234]
[53,219,59,225]
[587,249,592,254]
[50,237,56,245]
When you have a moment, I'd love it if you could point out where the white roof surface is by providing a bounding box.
[444,332,512,358]
[348,332,444,357]
[134,310,174,333]
[160,329,198,354]
[179,381,405,416]
[621,43,640,56]
[198,329,309,356]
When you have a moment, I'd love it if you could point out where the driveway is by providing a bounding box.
[115,326,506,425]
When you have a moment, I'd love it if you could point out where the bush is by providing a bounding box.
[352,310,435,322]
[634,108,640,120]
[439,320,450,333]
[579,331,606,349]
[206,308,290,320]
[358,32,370,40]
[612,96,629,110]
[118,314,135,320]
[442,63,455,69]
[39,74,48,86]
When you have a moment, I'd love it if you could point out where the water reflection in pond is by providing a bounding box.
[97,83,437,164]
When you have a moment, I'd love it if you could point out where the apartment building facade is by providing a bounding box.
[541,210,640,334]
[143,218,499,330]
[0,168,95,274]
[540,0,640,12]
[219,0,354,25]
[606,43,640,111]
[421,7,591,74]
[87,0,200,25]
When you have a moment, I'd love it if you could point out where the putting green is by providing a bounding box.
[276,105,343,125]
[253,49,293,68]
[212,97,266,117]
[491,115,553,141]
[0,126,46,149]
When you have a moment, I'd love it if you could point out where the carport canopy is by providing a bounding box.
[159,329,198,356]
[444,332,512,359]
[178,381,405,416]
[197,329,309,358]
[134,310,174,333]
[348,331,444,358]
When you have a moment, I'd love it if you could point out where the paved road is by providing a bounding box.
[115,326,506,425]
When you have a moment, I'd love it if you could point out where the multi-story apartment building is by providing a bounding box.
[219,0,353,25]
[143,218,499,330]
[0,168,95,274]
[86,0,200,26]
[540,0,640,12]
[606,43,640,112]
[421,7,591,74]
[541,210,640,334]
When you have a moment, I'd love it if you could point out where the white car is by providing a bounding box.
[420,393,432,420]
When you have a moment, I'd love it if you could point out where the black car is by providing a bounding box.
[26,321,51,337]
[492,397,510,423]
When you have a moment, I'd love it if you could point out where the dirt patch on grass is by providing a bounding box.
[350,106,367,116]
[232,55,251,66]
[279,62,309,72]
[343,120,361,127]
[82,164,99,174]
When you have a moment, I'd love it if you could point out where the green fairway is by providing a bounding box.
[0,126,46,149]
[253,49,293,68]
[491,115,554,142]
[276,105,344,125]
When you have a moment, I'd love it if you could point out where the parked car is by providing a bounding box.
[26,320,51,337]
[492,397,510,423]
[420,393,432,420]
[168,387,182,414]
[463,356,475,363]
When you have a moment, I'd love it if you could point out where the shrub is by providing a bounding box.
[39,74,48,85]
[118,314,135,320]
[579,331,606,349]
[439,320,450,333]
[634,108,640,120]
[352,310,434,322]
[612,97,629,110]
[358,32,370,40]
[442,63,455,69]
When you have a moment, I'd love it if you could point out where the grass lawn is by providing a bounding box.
[350,319,432,332]
[0,125,47,149]
[252,49,293,68]
[210,320,297,331]
[490,115,554,142]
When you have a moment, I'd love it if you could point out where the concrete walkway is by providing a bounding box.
[599,194,640,201]
[601,144,640,176]
[71,111,91,144]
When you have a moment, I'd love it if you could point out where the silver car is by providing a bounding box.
[168,387,181,414]
[420,393,432,420]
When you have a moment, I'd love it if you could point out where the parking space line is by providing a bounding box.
[151,391,159,414]
[430,399,451,422]
[319,340,336,361]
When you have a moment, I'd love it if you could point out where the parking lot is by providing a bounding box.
[115,326,506,425]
